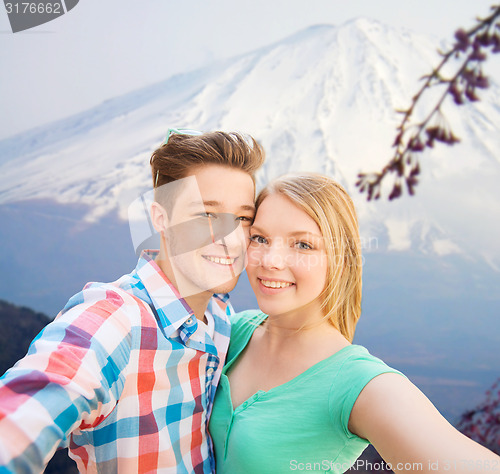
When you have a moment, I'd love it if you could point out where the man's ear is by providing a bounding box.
[151,201,169,234]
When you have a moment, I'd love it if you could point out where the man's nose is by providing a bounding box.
[209,214,240,242]
[165,213,241,255]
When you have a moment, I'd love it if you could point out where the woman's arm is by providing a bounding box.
[349,373,500,473]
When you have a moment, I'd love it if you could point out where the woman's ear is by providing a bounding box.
[150,201,169,234]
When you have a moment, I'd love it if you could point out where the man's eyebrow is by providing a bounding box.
[187,200,216,207]
[240,204,256,213]
[188,201,255,212]
[202,200,220,207]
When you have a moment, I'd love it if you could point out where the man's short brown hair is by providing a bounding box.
[150,131,265,194]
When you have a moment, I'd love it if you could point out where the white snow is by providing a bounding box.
[385,218,412,252]
[432,239,462,256]
[1,18,499,268]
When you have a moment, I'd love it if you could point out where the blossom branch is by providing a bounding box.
[356,4,500,201]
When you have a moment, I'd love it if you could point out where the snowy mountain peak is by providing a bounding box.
[0,18,499,267]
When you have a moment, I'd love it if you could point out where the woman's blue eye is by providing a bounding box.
[296,241,312,250]
[250,235,267,244]
[198,212,216,218]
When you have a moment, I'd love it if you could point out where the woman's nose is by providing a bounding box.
[261,244,287,270]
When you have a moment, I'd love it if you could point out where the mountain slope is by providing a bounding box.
[0,18,499,266]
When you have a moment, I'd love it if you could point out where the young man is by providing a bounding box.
[0,130,264,473]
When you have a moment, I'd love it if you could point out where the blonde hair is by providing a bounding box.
[255,173,362,342]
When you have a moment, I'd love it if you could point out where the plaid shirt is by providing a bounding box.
[0,251,232,473]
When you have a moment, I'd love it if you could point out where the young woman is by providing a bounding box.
[209,173,499,473]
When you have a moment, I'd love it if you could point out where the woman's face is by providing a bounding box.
[246,193,328,318]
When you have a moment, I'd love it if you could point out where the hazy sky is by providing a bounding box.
[0,0,497,140]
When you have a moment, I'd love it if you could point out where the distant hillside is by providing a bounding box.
[0,299,50,376]
[0,299,77,473]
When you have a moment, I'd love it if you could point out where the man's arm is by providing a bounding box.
[0,287,133,472]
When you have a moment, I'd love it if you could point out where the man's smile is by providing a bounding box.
[202,255,237,265]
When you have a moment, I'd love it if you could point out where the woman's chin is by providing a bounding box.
[254,298,291,317]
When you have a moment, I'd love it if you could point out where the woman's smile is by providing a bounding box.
[246,193,327,320]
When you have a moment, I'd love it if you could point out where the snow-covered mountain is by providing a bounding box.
[0,18,499,421]
[1,18,500,268]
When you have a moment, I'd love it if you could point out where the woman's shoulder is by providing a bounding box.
[333,344,404,379]
[328,344,407,411]
[229,309,267,333]
[328,345,407,438]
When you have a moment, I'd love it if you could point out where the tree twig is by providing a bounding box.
[356,4,500,200]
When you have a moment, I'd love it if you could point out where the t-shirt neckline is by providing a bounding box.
[223,311,360,411]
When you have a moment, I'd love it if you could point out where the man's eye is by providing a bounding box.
[197,212,216,218]
[237,216,254,224]
[295,241,312,250]
[249,234,267,244]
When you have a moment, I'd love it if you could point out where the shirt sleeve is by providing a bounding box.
[0,285,134,473]
[329,348,406,440]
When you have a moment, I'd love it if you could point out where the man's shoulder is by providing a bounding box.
[57,276,154,329]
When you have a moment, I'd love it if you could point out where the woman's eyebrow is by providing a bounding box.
[288,231,323,239]
[250,226,322,239]
[249,224,266,233]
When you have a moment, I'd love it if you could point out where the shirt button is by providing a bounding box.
[207,368,214,376]
[186,317,194,325]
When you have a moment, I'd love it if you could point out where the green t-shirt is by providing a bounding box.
[209,310,406,473]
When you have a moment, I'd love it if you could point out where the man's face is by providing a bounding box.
[164,164,255,297]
